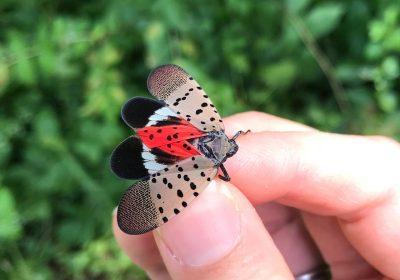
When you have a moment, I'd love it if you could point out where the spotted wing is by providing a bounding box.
[147,64,224,132]
[117,156,217,234]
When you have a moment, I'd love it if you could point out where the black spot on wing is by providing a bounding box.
[177,189,184,197]
[121,97,164,129]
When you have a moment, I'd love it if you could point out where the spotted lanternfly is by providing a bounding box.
[111,64,248,234]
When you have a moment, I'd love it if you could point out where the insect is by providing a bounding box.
[111,64,248,235]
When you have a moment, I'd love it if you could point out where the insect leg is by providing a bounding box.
[218,164,231,181]
[231,130,251,140]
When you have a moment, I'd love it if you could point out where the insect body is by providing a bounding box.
[196,130,242,181]
[111,64,247,234]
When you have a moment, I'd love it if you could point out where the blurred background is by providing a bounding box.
[0,0,399,279]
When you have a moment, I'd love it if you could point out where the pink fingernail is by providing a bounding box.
[157,182,241,267]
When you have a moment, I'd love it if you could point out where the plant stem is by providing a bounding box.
[289,13,350,115]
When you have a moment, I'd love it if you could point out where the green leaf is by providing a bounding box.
[377,91,397,113]
[382,56,399,79]
[34,109,63,151]
[0,59,10,91]
[261,60,297,89]
[8,32,36,85]
[305,3,345,38]
[385,29,400,52]
[144,21,170,67]
[286,0,311,13]
[336,64,362,82]
[0,187,22,241]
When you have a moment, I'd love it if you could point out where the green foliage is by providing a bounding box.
[0,0,399,278]
[305,2,345,38]
[0,187,21,241]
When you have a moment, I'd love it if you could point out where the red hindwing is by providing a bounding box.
[137,121,204,158]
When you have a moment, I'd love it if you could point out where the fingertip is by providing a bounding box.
[112,206,167,276]
[154,180,292,279]
[155,180,241,267]
[223,111,314,136]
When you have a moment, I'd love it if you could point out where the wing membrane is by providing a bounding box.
[117,156,217,234]
[147,64,224,132]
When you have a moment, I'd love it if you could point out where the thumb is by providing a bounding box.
[153,180,293,279]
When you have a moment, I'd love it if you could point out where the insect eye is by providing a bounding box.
[227,141,239,157]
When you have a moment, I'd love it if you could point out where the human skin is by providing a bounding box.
[112,111,400,279]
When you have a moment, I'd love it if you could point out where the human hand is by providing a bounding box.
[112,111,400,279]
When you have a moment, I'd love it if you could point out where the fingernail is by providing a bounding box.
[156,181,241,266]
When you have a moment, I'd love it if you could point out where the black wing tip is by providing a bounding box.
[121,96,162,109]
[110,150,133,180]
[110,136,149,180]
[120,97,164,129]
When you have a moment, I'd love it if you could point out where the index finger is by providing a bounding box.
[223,111,315,135]
[223,113,400,278]
[227,131,400,213]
